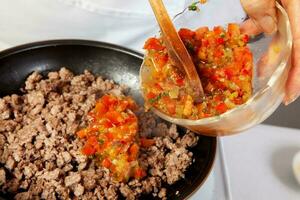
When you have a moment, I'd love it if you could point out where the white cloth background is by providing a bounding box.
[0,0,245,51]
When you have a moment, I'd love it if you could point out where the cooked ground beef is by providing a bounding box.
[0,68,198,200]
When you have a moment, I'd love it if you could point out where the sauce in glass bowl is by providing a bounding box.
[142,23,253,120]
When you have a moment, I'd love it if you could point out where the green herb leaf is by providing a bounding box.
[188,5,198,11]
[149,95,161,104]
[188,2,200,11]
[186,42,194,53]
[148,92,168,104]
[98,139,105,145]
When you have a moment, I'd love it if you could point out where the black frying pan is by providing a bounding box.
[0,40,216,200]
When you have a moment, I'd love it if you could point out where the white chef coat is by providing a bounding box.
[0,0,246,51]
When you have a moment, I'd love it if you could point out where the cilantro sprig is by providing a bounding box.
[149,92,168,104]
[188,2,200,11]
[173,0,207,21]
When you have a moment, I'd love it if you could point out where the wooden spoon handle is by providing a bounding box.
[148,0,204,100]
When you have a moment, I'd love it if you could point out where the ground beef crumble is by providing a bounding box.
[0,68,198,199]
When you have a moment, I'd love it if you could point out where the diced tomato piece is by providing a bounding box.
[214,95,223,101]
[105,111,123,125]
[195,26,209,40]
[119,125,130,134]
[82,144,96,156]
[214,49,224,58]
[154,52,168,69]
[76,129,88,139]
[243,34,249,43]
[90,124,101,132]
[87,111,97,121]
[117,100,129,112]
[215,103,228,113]
[101,95,118,107]
[106,132,114,141]
[146,92,157,100]
[143,38,165,51]
[201,39,209,47]
[128,98,137,109]
[124,114,137,124]
[102,158,112,168]
[213,26,224,35]
[129,126,138,135]
[95,102,108,115]
[241,68,250,75]
[154,83,163,91]
[216,37,225,45]
[134,168,146,179]
[165,99,176,115]
[224,67,235,78]
[176,77,185,86]
[204,113,212,118]
[228,23,240,37]
[101,95,111,106]
[128,143,139,161]
[87,136,98,146]
[140,138,155,148]
[205,82,215,92]
[128,125,138,136]
[211,74,219,81]
[234,98,244,105]
[233,48,245,62]
[179,28,195,41]
[102,119,113,128]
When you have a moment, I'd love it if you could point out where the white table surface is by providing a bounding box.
[221,124,300,200]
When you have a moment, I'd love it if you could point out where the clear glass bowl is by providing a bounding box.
[140,2,292,136]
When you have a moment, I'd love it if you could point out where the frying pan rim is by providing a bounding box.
[0,39,144,60]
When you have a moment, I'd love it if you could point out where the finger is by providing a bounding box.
[284,39,300,105]
[240,19,262,36]
[282,0,300,104]
[240,0,277,34]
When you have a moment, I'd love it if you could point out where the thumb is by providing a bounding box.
[240,0,277,35]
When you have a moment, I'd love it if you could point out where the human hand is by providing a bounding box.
[240,0,300,105]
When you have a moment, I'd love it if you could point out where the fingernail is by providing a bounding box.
[284,93,300,105]
[258,15,277,34]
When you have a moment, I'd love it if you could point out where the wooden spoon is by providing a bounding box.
[148,0,204,101]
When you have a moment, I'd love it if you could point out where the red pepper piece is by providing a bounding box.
[143,38,165,51]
